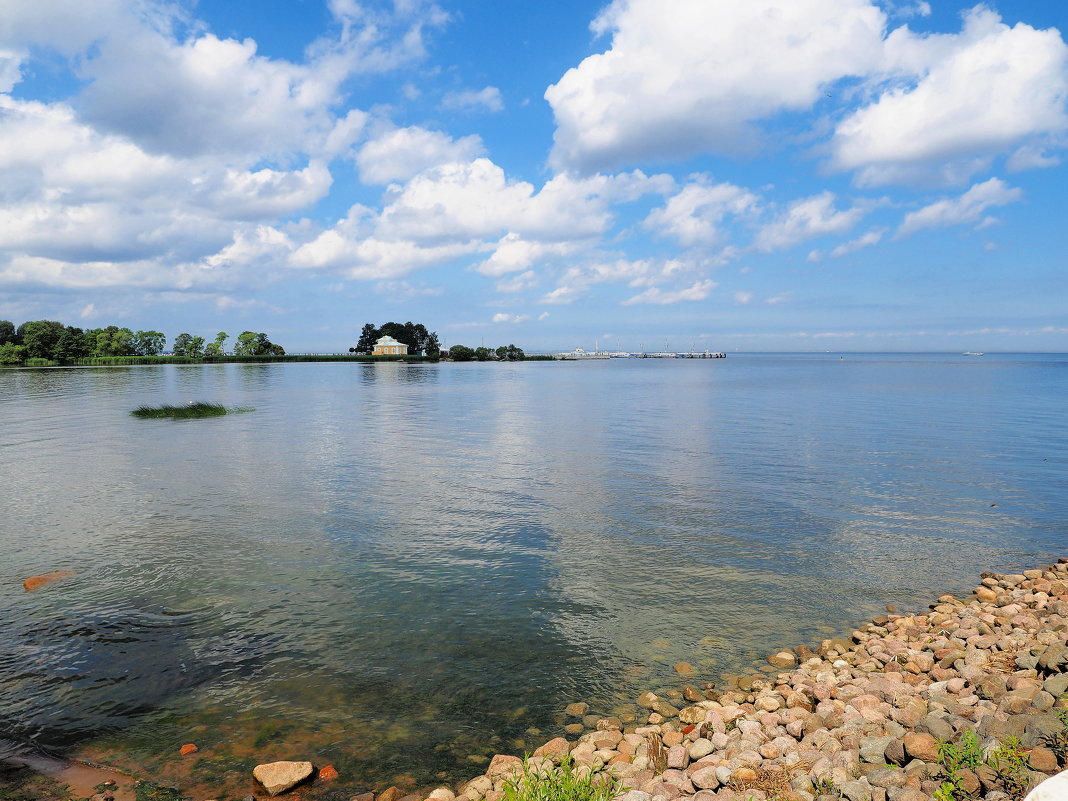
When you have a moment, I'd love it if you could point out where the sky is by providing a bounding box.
[1,0,1067,353]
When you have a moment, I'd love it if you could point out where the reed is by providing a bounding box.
[130,402,232,419]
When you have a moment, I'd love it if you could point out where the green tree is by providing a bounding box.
[449,344,475,361]
[234,331,284,356]
[133,330,166,356]
[55,326,91,360]
[495,344,525,361]
[474,346,493,361]
[0,342,25,364]
[90,326,135,356]
[172,333,193,357]
[0,320,16,345]
[186,335,205,358]
[204,332,228,357]
[425,332,441,358]
[20,320,66,359]
[355,323,378,354]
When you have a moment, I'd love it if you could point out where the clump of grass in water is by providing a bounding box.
[130,402,250,419]
[501,756,619,801]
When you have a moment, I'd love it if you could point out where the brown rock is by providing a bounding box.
[903,732,940,763]
[565,702,589,717]
[318,765,339,781]
[956,769,981,795]
[253,761,314,796]
[651,700,680,718]
[533,737,570,763]
[351,794,375,801]
[884,738,906,766]
[683,685,705,703]
[678,705,706,724]
[378,787,405,801]
[487,754,522,779]
[637,691,660,709]
[662,730,684,747]
[767,650,797,669]
[22,570,75,591]
[674,662,696,677]
[731,767,758,784]
[179,743,198,755]
[1029,746,1060,773]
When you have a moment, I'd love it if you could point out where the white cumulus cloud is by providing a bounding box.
[545,0,887,172]
[896,177,1022,237]
[644,178,760,247]
[355,126,485,184]
[833,8,1068,185]
[754,193,865,251]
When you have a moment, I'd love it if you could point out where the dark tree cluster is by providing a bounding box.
[0,320,284,364]
[350,321,440,357]
[0,321,168,363]
[447,343,525,362]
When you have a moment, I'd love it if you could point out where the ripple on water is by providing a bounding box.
[1,357,1066,790]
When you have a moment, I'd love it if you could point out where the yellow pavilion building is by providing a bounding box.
[372,335,408,356]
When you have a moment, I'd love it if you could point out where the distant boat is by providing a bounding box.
[962,352,985,357]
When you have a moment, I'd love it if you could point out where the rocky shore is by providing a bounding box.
[444,559,1068,801]
[13,560,1068,801]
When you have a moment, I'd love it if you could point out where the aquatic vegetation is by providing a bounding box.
[130,402,249,419]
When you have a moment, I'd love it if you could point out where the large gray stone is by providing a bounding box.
[860,736,896,764]
[915,713,954,742]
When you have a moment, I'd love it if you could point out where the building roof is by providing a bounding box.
[375,335,404,346]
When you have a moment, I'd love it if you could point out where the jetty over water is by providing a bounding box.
[554,348,726,360]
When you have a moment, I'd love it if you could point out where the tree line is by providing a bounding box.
[447,344,525,361]
[0,320,284,364]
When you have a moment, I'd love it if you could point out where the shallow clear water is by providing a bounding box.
[1,354,1066,787]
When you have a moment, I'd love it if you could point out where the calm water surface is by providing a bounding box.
[1,354,1066,788]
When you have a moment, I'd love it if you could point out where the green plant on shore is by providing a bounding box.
[935,730,1031,800]
[938,729,983,775]
[130,402,250,419]
[500,756,619,801]
[988,736,1029,798]
[935,730,983,800]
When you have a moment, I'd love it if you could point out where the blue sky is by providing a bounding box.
[1,0,1066,352]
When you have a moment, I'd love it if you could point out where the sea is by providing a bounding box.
[1,353,1065,792]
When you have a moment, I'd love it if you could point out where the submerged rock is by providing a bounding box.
[22,570,75,591]
[252,761,313,796]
